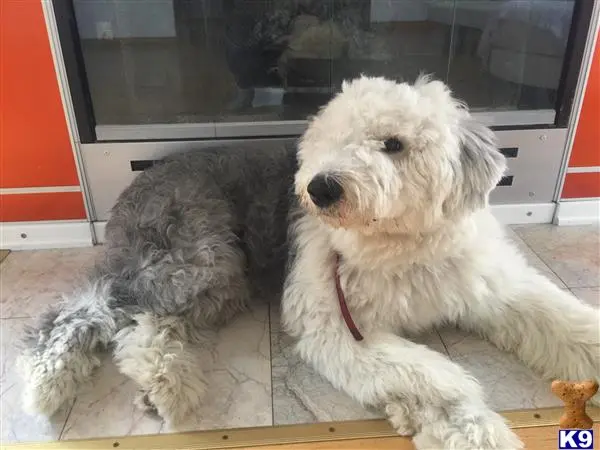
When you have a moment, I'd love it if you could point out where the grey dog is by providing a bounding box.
[18,143,296,426]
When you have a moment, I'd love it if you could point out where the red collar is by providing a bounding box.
[334,253,364,341]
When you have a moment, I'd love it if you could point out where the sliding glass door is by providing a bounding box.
[49,0,595,221]
[67,0,580,141]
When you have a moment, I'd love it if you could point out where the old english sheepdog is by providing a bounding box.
[19,76,599,449]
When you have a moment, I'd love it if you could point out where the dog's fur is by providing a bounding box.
[18,76,599,449]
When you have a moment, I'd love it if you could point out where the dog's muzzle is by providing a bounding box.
[307,174,343,208]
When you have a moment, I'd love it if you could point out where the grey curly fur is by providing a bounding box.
[19,143,297,425]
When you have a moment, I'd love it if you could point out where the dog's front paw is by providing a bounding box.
[386,402,415,436]
[414,406,523,450]
[138,372,208,429]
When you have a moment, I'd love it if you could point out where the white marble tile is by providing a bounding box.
[505,227,566,288]
[0,318,71,444]
[512,224,600,288]
[272,365,318,426]
[60,355,164,440]
[270,305,451,425]
[62,304,272,438]
[439,327,561,412]
[274,357,383,425]
[269,304,301,369]
[0,247,103,319]
[570,286,600,308]
[164,304,272,432]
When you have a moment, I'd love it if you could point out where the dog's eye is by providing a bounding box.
[382,138,404,153]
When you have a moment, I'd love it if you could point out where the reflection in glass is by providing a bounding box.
[446,0,575,111]
[72,0,576,126]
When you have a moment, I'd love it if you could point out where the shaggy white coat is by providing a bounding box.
[282,76,600,450]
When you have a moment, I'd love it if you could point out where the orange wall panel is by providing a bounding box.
[561,172,600,199]
[568,33,600,169]
[0,0,81,188]
[0,192,86,222]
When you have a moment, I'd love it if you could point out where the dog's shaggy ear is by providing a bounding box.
[453,118,506,212]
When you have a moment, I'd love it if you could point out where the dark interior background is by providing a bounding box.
[72,0,577,126]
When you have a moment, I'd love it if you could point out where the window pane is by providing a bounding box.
[331,1,452,89]
[445,0,576,111]
[75,0,203,125]
[215,0,334,122]
[73,0,577,128]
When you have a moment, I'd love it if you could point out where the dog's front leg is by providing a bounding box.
[461,267,599,402]
[113,313,209,428]
[282,220,521,449]
[292,327,522,449]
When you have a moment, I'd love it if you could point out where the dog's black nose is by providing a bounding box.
[307,175,343,208]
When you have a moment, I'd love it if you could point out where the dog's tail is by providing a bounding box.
[17,273,120,416]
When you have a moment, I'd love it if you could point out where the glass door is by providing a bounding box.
[65,0,581,141]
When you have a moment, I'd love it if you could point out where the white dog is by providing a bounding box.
[19,76,599,449]
[283,75,599,449]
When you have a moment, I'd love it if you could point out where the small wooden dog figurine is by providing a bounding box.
[551,379,599,429]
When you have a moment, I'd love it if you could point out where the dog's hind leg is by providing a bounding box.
[17,277,119,416]
[112,313,212,428]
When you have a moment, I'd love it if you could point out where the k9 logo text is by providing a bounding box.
[558,429,594,449]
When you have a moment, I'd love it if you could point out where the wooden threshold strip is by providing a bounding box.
[3,407,599,450]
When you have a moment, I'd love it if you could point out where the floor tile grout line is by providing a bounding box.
[567,287,600,308]
[434,327,452,360]
[58,398,76,440]
[509,228,571,288]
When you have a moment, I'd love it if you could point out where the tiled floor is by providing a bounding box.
[0,224,598,444]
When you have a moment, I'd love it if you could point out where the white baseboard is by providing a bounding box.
[90,203,555,245]
[93,221,107,244]
[0,202,583,250]
[0,221,93,250]
[490,203,555,225]
[554,199,600,226]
